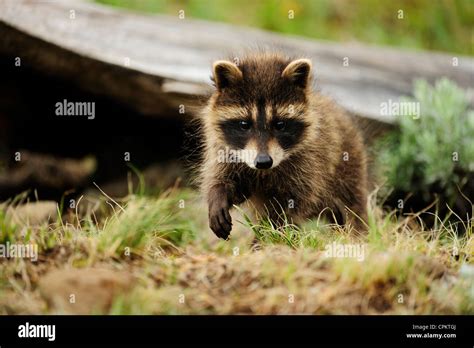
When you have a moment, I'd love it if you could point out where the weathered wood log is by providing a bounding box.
[0,151,96,200]
[1,0,472,124]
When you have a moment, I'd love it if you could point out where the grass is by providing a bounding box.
[0,186,472,314]
[93,0,474,56]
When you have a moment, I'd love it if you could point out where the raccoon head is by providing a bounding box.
[208,54,313,170]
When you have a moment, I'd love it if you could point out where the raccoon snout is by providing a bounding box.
[254,154,273,169]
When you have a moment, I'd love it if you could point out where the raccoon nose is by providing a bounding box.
[255,154,273,169]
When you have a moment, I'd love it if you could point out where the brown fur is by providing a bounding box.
[199,52,368,239]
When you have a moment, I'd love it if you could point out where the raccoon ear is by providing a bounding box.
[282,58,312,88]
[212,60,243,90]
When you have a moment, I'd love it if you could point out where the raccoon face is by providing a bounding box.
[210,56,312,170]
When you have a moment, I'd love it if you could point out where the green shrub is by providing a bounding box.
[377,78,474,205]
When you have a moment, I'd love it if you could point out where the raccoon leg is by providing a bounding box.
[208,183,233,239]
[334,198,368,233]
[345,206,368,234]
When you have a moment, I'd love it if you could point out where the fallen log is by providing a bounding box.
[1,0,472,123]
[0,150,96,200]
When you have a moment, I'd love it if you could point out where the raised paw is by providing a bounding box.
[208,199,232,240]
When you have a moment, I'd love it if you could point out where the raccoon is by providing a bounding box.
[199,52,368,239]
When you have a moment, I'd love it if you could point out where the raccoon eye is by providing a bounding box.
[275,121,286,131]
[239,120,251,130]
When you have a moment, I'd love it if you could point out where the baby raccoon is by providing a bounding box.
[199,52,368,239]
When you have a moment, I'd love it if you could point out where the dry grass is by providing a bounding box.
[0,187,472,315]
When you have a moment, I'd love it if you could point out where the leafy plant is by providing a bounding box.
[377,78,474,209]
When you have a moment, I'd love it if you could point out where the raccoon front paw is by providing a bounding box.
[208,201,232,240]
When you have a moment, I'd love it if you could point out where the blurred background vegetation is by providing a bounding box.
[94,0,473,55]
